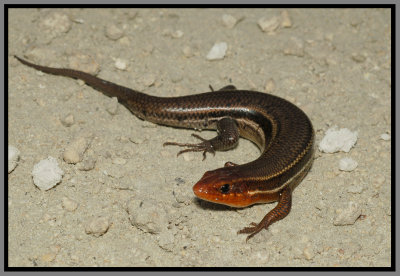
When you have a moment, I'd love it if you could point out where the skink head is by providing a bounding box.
[193,168,255,207]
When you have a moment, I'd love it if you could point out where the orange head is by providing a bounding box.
[193,167,255,207]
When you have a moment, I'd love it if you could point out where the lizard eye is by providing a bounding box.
[220,184,230,194]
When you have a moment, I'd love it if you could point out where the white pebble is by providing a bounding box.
[8,145,20,173]
[62,197,79,212]
[319,126,358,153]
[339,157,358,171]
[333,201,361,226]
[63,133,93,164]
[32,157,64,191]
[222,14,239,28]
[257,16,280,33]
[114,58,128,71]
[85,217,110,237]
[206,42,228,60]
[380,133,390,141]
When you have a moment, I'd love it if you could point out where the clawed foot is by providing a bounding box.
[237,222,266,242]
[163,134,215,160]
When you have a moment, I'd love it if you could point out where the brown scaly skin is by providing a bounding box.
[14,55,315,241]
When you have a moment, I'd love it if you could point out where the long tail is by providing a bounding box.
[14,55,143,103]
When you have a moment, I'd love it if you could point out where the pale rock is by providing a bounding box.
[206,42,228,60]
[319,126,358,153]
[8,145,20,173]
[32,157,64,191]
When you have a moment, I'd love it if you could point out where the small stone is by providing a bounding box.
[62,197,79,212]
[182,152,194,161]
[63,133,93,164]
[78,156,96,171]
[141,74,156,87]
[170,72,183,83]
[325,33,334,42]
[258,16,280,34]
[22,48,57,67]
[347,184,364,194]
[161,29,173,36]
[106,97,119,115]
[280,10,292,27]
[85,217,110,237]
[68,54,100,75]
[125,10,138,20]
[265,78,276,93]
[39,11,72,34]
[303,246,315,260]
[385,206,391,216]
[112,157,127,165]
[172,30,184,38]
[182,46,193,58]
[143,44,154,55]
[380,133,390,141]
[32,157,64,191]
[61,113,74,127]
[351,53,366,63]
[8,145,20,173]
[119,36,131,46]
[173,181,191,205]
[283,37,305,57]
[373,174,386,188]
[339,157,358,172]
[50,244,61,254]
[72,18,84,24]
[206,42,228,60]
[319,126,358,153]
[157,231,175,251]
[126,197,169,234]
[41,252,57,262]
[222,14,239,28]
[114,58,128,71]
[41,213,54,223]
[333,201,362,226]
[105,24,124,40]
[160,150,170,158]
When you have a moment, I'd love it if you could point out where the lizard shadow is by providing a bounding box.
[193,197,237,211]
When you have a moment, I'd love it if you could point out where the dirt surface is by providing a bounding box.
[8,8,391,267]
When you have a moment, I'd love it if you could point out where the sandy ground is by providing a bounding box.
[8,8,391,267]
